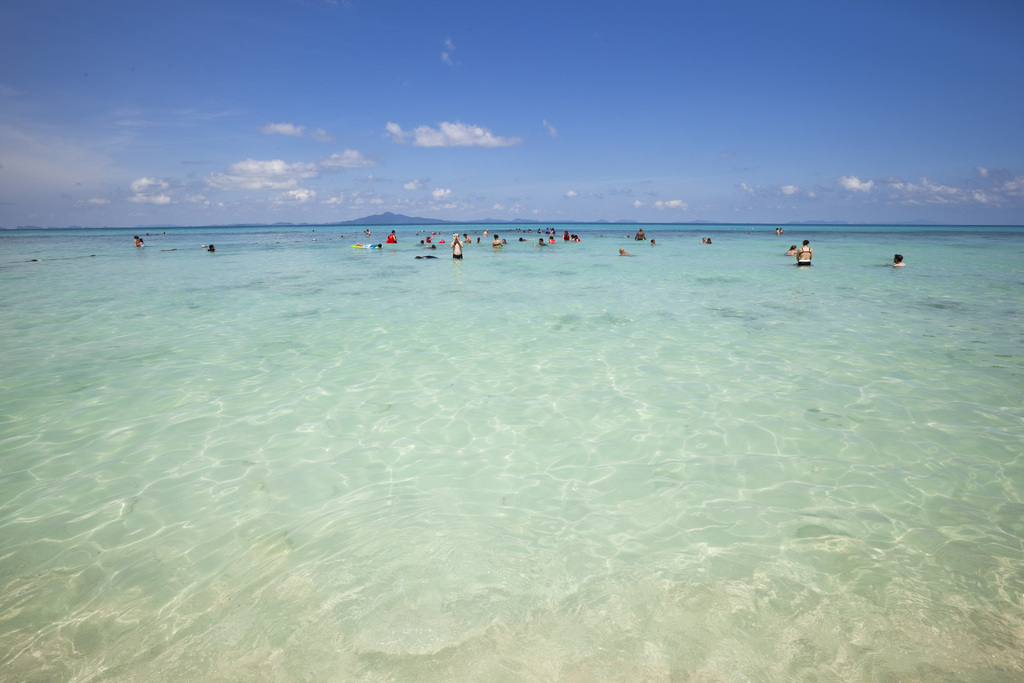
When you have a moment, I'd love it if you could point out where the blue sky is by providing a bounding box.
[1,0,1022,227]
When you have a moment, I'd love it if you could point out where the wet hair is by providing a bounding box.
[894,254,903,263]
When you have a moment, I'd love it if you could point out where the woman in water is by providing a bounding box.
[796,240,812,265]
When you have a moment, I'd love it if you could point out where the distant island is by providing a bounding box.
[6,212,977,230]
[329,212,639,226]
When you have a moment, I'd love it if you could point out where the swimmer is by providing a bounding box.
[893,254,905,267]
[492,234,502,247]
[650,239,656,246]
[134,235,144,247]
[786,245,797,255]
[619,247,631,256]
[207,244,215,252]
[451,233,463,260]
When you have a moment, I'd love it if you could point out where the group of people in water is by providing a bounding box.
[132,228,905,266]
[780,239,903,267]
[405,228,586,259]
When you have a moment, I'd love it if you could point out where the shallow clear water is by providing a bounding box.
[1,224,1023,681]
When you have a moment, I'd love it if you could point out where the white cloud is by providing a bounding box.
[384,122,407,143]
[781,184,799,195]
[633,200,645,208]
[385,121,522,147]
[274,188,317,204]
[838,175,874,192]
[404,179,424,190]
[260,122,335,142]
[128,177,172,204]
[883,177,978,205]
[260,122,306,137]
[347,191,384,207]
[441,38,455,65]
[129,193,171,205]
[654,200,688,210]
[841,170,1024,207]
[308,128,335,142]
[543,119,558,138]
[492,203,505,211]
[205,151,371,191]
[129,177,168,193]
[320,149,374,168]
[564,190,578,198]
[206,159,318,190]
[999,175,1024,199]
[432,187,452,199]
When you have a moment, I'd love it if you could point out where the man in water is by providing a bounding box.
[893,254,905,267]
[796,240,812,265]
[134,236,144,247]
[635,228,646,241]
[619,247,631,256]
[451,234,463,259]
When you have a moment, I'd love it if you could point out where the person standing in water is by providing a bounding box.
[451,233,463,260]
[796,240,812,265]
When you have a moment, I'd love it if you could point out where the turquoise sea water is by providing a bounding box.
[1,224,1022,681]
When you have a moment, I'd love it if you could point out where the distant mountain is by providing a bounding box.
[336,212,448,226]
